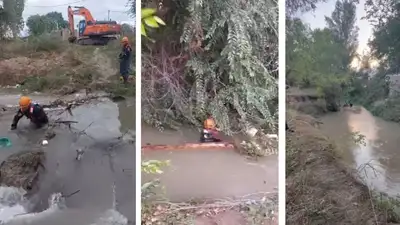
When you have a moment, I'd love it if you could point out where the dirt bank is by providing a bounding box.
[286,111,399,224]
[0,36,134,96]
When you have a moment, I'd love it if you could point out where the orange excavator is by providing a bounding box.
[67,6,122,45]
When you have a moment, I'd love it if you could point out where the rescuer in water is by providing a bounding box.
[119,36,133,84]
[11,96,49,130]
[200,114,221,143]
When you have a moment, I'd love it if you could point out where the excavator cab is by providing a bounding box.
[78,20,86,36]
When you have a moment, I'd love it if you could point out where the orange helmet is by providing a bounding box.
[203,118,216,129]
[19,96,31,110]
[121,36,129,44]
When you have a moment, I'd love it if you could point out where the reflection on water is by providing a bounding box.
[320,107,400,196]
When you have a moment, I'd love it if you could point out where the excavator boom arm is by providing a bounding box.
[69,6,95,23]
[67,6,75,36]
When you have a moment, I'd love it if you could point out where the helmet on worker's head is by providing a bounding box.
[121,36,129,44]
[19,96,31,110]
[203,118,216,129]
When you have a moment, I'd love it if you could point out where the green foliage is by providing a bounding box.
[325,0,358,68]
[142,160,170,174]
[26,34,67,52]
[353,0,400,122]
[22,75,70,92]
[141,160,169,201]
[141,8,165,39]
[287,0,358,111]
[0,0,25,39]
[121,23,134,36]
[142,0,278,133]
[364,0,400,71]
[26,12,68,36]
[286,0,327,15]
[184,0,278,130]
[373,193,400,223]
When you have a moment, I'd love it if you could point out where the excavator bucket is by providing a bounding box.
[68,36,77,43]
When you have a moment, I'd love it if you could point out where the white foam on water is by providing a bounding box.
[0,188,65,224]
[92,209,128,225]
[0,186,28,224]
[0,186,128,225]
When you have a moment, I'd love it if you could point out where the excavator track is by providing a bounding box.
[142,142,235,151]
[76,36,116,45]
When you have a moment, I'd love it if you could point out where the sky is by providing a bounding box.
[301,0,372,55]
[21,0,135,35]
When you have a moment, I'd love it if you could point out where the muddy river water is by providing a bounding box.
[320,106,400,196]
[141,126,278,202]
[0,93,135,224]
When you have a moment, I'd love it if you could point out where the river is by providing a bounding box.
[0,92,135,224]
[141,126,278,202]
[320,106,400,196]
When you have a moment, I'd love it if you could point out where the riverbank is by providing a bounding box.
[0,36,135,97]
[286,110,400,224]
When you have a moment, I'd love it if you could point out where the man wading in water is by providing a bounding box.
[11,96,49,130]
[200,114,222,143]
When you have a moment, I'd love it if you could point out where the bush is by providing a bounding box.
[368,95,400,122]
[26,35,67,53]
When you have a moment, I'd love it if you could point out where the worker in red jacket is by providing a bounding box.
[11,96,48,130]
[200,114,221,143]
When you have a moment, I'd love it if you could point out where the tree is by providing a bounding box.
[26,12,68,36]
[0,0,25,39]
[121,23,134,36]
[140,0,278,133]
[26,15,51,36]
[45,12,68,29]
[364,0,398,26]
[286,0,327,16]
[325,0,358,69]
[286,7,357,111]
[368,10,400,72]
[287,19,348,87]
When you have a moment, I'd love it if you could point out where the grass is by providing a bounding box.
[0,34,135,97]
[286,109,400,224]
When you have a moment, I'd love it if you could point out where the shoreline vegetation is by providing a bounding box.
[0,35,135,97]
[286,109,400,224]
